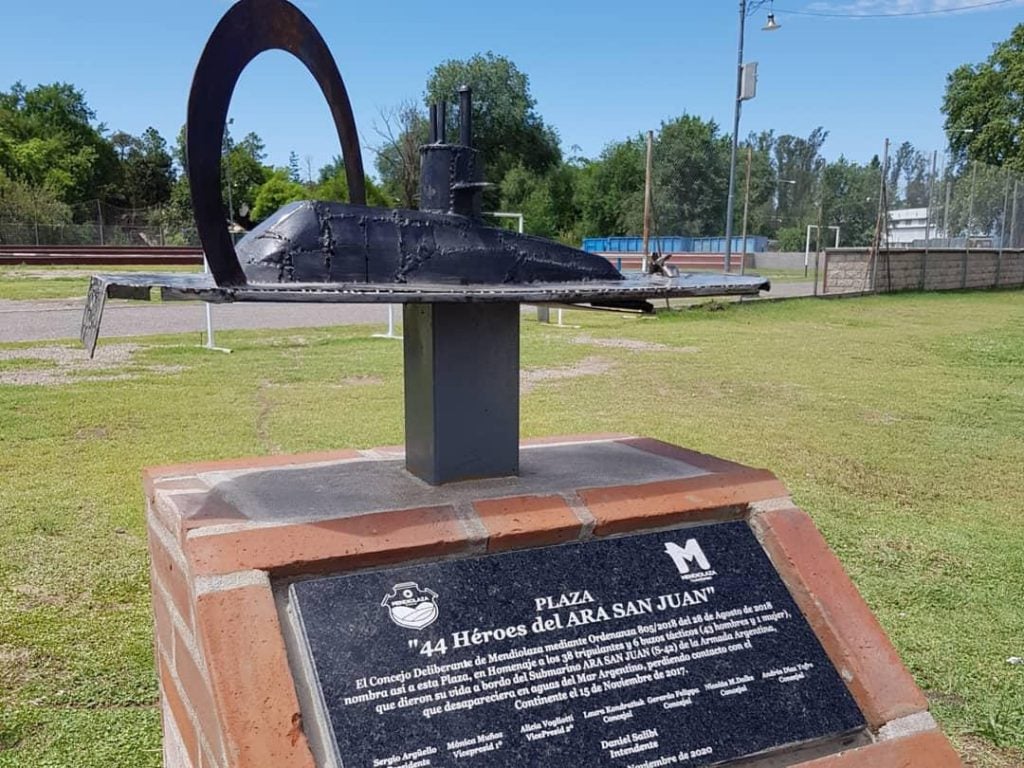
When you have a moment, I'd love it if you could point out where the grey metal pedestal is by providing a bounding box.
[403,302,519,484]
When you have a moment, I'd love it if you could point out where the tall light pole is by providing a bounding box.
[723,1,779,273]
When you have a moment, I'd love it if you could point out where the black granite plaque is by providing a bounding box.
[288,520,865,767]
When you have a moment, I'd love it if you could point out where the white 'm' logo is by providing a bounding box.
[664,539,714,582]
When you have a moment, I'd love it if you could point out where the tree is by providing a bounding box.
[649,115,731,236]
[943,24,1024,172]
[287,151,301,183]
[251,169,307,222]
[819,156,880,247]
[499,163,579,242]
[573,137,645,237]
[223,132,271,224]
[773,128,828,230]
[887,141,929,208]
[117,127,175,209]
[737,131,779,239]
[313,156,393,207]
[171,124,273,228]
[0,81,118,204]
[425,53,561,206]
[0,167,72,241]
[942,162,1010,239]
[374,101,428,208]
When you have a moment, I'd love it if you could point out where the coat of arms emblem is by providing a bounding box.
[381,582,439,630]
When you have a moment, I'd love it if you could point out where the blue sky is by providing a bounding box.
[1,0,1021,179]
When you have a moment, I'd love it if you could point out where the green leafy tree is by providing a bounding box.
[0,81,118,204]
[251,169,307,222]
[287,151,302,183]
[942,162,1011,239]
[943,23,1024,172]
[0,167,72,241]
[313,156,393,207]
[773,128,828,230]
[735,131,779,239]
[499,163,579,242]
[171,125,272,227]
[820,156,880,247]
[162,135,196,232]
[775,226,806,252]
[425,53,561,207]
[155,177,198,243]
[638,115,732,237]
[223,132,271,223]
[116,127,175,209]
[573,137,645,237]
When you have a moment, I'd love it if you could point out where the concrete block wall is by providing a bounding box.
[921,252,967,291]
[823,248,1024,294]
[822,252,872,294]
[749,252,809,271]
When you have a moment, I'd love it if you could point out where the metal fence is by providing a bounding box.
[0,200,199,247]
[773,152,1024,253]
[0,222,199,247]
[911,160,1023,250]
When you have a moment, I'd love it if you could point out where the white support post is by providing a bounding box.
[372,305,403,340]
[552,308,580,329]
[491,211,554,325]
[201,257,231,353]
[804,224,836,277]
[804,225,814,278]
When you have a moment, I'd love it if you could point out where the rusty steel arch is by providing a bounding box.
[186,0,365,286]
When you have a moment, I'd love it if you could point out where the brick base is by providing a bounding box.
[144,435,961,767]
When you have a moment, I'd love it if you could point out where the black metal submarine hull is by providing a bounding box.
[236,201,625,286]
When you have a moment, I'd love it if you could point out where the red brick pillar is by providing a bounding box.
[144,436,961,768]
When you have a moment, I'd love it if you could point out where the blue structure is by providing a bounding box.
[582,235,768,254]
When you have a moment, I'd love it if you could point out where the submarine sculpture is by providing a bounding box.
[81,0,770,484]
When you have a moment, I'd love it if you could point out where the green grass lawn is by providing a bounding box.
[1,292,1022,766]
[0,264,201,302]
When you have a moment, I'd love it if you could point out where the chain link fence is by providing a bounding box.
[913,159,1023,250]
[0,200,198,247]
[0,222,200,246]
[820,157,1024,296]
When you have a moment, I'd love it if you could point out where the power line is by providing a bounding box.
[776,0,1017,18]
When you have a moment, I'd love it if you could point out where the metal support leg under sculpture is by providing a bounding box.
[403,303,520,484]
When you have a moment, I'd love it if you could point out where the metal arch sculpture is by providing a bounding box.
[186,0,365,287]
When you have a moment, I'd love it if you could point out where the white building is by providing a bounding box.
[887,207,939,245]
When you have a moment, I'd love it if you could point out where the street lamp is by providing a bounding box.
[724,1,780,273]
